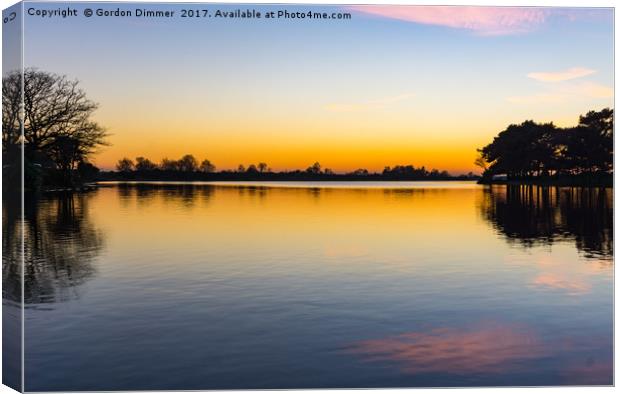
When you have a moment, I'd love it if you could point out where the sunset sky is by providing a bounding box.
[22,3,614,174]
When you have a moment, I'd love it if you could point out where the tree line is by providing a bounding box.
[112,155,474,181]
[476,108,613,184]
[117,155,218,173]
[8,69,609,189]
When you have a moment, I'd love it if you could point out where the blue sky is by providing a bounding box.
[14,3,615,172]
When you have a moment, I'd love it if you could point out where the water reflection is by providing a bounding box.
[2,194,22,304]
[480,185,613,260]
[15,182,613,389]
[114,182,214,209]
[347,322,547,374]
[2,192,23,391]
[3,192,105,305]
[347,321,612,385]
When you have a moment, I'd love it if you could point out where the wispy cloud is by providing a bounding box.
[325,93,415,112]
[577,81,614,98]
[507,81,613,104]
[527,67,596,82]
[347,6,548,36]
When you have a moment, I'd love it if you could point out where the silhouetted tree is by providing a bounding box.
[478,109,613,181]
[383,165,428,178]
[563,108,613,173]
[479,120,557,178]
[2,69,108,188]
[160,158,179,171]
[474,152,488,171]
[200,159,216,173]
[178,154,198,172]
[2,71,21,149]
[77,162,99,182]
[3,70,106,161]
[135,157,157,171]
[105,155,476,181]
[350,168,369,176]
[47,136,80,173]
[306,162,321,174]
[116,157,134,172]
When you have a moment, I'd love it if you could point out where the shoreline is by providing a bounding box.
[22,177,614,193]
[477,178,612,187]
[95,173,478,183]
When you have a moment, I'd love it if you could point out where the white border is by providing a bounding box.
[0,1,616,394]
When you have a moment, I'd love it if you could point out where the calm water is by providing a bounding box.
[3,181,613,390]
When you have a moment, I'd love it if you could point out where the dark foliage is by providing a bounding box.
[477,108,613,183]
[2,69,108,190]
[107,155,477,182]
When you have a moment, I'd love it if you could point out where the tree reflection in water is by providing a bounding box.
[480,185,612,260]
[114,182,214,209]
[3,191,105,305]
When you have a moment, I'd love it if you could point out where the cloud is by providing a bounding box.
[577,81,614,98]
[347,6,548,35]
[325,93,414,112]
[527,67,596,82]
[506,81,613,104]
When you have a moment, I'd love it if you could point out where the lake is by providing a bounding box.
[4,181,613,390]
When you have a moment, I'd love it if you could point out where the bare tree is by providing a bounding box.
[2,70,21,149]
[2,68,108,170]
[257,162,268,173]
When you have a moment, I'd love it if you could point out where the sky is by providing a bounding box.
[19,2,614,174]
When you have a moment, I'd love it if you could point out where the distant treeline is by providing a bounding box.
[477,108,613,186]
[102,156,478,181]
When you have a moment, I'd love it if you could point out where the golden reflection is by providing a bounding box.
[89,183,489,274]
